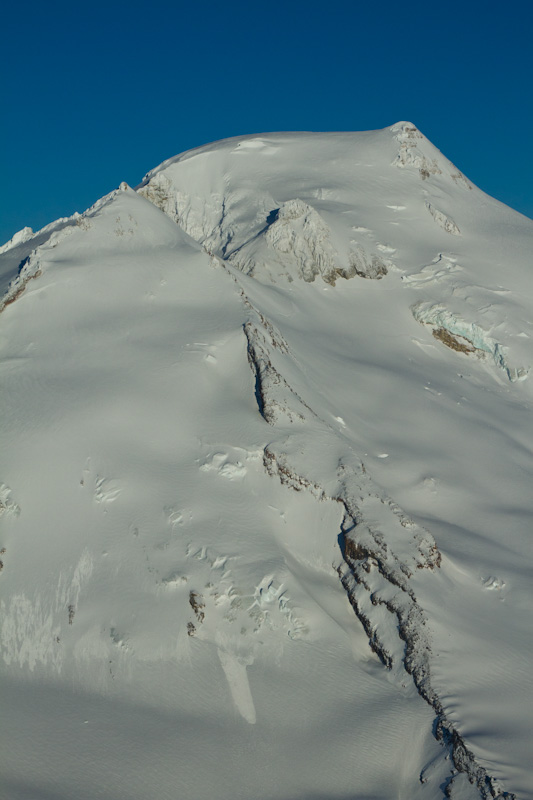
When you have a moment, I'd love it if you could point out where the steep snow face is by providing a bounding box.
[1,125,533,800]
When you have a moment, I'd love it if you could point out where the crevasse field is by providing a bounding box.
[1,123,532,800]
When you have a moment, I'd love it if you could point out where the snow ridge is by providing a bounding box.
[0,227,34,255]
[0,184,132,314]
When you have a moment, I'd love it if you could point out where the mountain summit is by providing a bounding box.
[1,124,532,800]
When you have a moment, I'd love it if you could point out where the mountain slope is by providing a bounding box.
[1,124,532,800]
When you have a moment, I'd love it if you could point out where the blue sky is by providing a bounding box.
[2,0,532,244]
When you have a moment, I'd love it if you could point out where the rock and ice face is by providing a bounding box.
[1,123,532,800]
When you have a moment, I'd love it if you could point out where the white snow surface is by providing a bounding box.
[1,123,532,800]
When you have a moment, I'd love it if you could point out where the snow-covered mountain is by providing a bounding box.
[1,123,532,800]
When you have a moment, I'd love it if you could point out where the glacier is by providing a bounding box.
[1,122,532,800]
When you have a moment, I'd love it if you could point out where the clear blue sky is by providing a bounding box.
[2,0,532,244]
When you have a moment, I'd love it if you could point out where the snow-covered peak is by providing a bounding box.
[136,124,479,289]
[135,126,533,383]
[1,125,533,800]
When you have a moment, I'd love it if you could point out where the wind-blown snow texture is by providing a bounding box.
[1,123,532,800]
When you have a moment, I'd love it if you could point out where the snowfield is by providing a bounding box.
[1,123,532,800]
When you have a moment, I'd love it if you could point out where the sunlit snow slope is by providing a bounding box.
[1,123,532,800]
